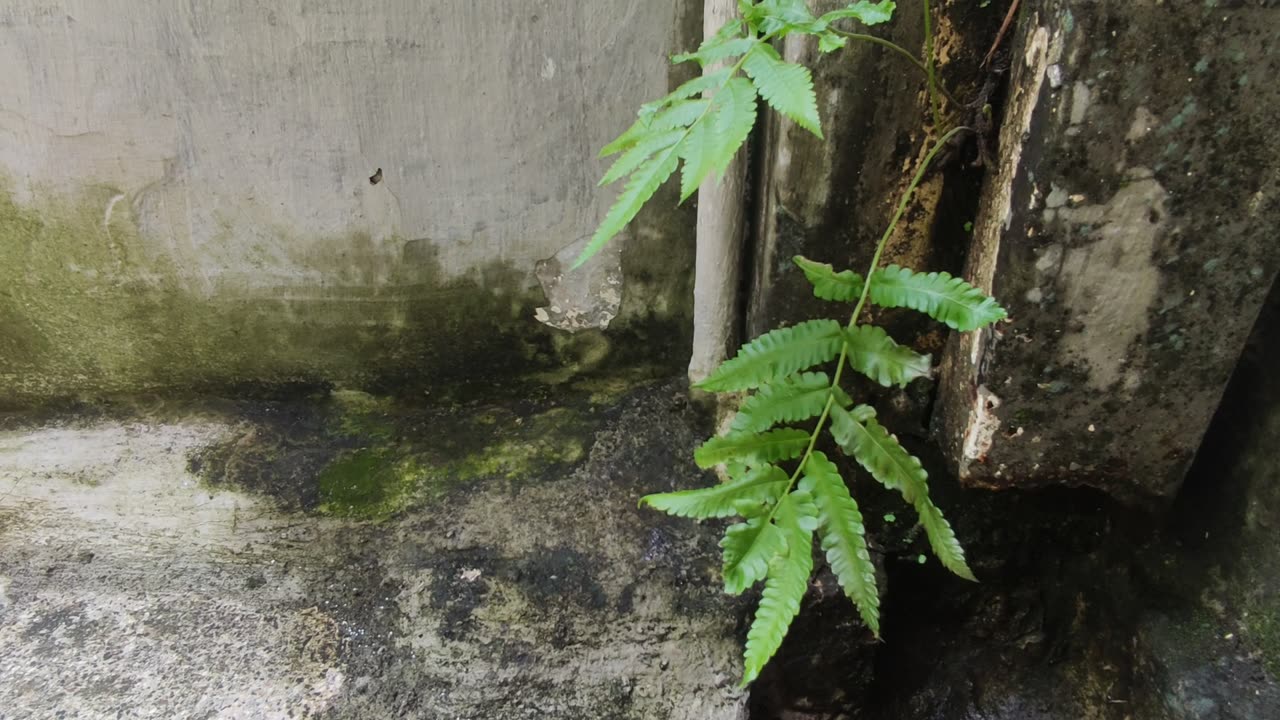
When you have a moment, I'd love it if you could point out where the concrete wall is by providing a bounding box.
[0,0,699,404]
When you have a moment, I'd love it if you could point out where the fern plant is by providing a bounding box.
[643,130,1005,680]
[580,0,1007,685]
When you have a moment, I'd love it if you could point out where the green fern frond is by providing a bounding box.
[694,428,811,469]
[798,451,881,634]
[742,43,823,138]
[870,265,1007,332]
[721,513,787,594]
[914,498,975,582]
[743,0,826,38]
[844,325,932,388]
[697,319,844,392]
[828,405,975,581]
[679,77,759,201]
[574,148,680,269]
[731,372,851,434]
[820,0,897,26]
[741,489,817,685]
[793,255,864,301]
[674,31,759,66]
[599,128,687,186]
[641,464,789,519]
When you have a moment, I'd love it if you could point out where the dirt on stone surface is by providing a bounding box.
[0,377,749,720]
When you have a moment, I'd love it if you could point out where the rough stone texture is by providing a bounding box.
[0,380,749,719]
[0,1,699,404]
[934,0,1280,503]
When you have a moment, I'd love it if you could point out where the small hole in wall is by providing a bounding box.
[1148,209,1161,224]
[369,168,383,185]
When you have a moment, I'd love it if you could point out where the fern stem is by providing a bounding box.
[831,31,961,110]
[848,125,968,327]
[922,0,945,132]
[766,126,970,524]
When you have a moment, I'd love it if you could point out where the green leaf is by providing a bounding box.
[600,99,709,158]
[793,255,865,301]
[743,0,826,37]
[869,265,1007,332]
[599,128,686,186]
[742,43,823,138]
[828,405,975,581]
[817,31,847,53]
[698,319,844,392]
[844,325,932,388]
[679,77,758,201]
[694,428,811,469]
[641,464,789,519]
[731,372,850,434]
[799,451,880,634]
[674,36,759,66]
[820,0,897,26]
[663,67,734,104]
[721,514,786,594]
[574,146,679,269]
[742,489,817,685]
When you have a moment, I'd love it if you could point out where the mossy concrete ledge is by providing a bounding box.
[0,0,699,407]
[0,381,749,718]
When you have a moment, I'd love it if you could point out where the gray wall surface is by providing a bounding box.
[0,0,699,403]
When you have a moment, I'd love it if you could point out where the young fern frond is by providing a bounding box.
[721,512,788,594]
[843,325,932,388]
[577,0,901,267]
[642,464,789,519]
[793,256,865,301]
[829,405,975,580]
[742,43,823,138]
[799,451,881,634]
[696,319,844,392]
[730,372,852,434]
[693,428,811,469]
[870,265,1008,331]
[741,490,818,685]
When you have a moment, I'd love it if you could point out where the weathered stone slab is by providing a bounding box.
[935,0,1280,503]
[0,382,747,719]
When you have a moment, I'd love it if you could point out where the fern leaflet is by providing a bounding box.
[821,1,897,26]
[844,325,932,388]
[697,319,844,392]
[721,513,787,594]
[694,428,811,469]
[799,451,881,635]
[679,78,759,201]
[793,255,864,301]
[870,265,1007,332]
[742,43,823,138]
[741,490,817,685]
[829,405,975,581]
[731,372,851,434]
[641,464,789,519]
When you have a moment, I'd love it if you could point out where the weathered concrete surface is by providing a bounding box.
[0,1,699,404]
[0,381,748,719]
[934,0,1280,503]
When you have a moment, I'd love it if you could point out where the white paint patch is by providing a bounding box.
[1052,173,1169,390]
[961,386,1003,474]
[540,56,557,79]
